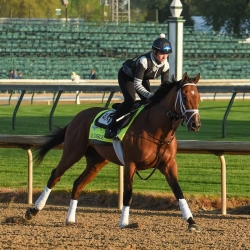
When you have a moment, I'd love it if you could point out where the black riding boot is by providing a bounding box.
[104,101,133,139]
[104,118,118,139]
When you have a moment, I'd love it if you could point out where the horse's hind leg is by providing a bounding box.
[66,146,108,224]
[25,142,86,220]
[159,160,200,232]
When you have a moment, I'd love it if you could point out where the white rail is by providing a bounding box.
[0,135,250,214]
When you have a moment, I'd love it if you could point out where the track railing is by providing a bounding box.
[1,79,250,136]
[1,134,250,214]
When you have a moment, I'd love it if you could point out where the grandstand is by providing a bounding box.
[1,19,250,80]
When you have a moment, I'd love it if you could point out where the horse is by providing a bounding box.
[25,72,201,232]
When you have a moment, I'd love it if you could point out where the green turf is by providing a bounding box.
[0,103,104,135]
[0,100,250,197]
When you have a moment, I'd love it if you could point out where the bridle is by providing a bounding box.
[152,82,200,127]
[175,83,200,126]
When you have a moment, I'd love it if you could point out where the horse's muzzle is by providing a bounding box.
[188,116,201,132]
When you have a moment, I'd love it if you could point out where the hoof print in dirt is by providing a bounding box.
[5,216,29,224]
[188,224,200,233]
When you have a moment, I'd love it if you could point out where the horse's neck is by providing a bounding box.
[143,87,178,137]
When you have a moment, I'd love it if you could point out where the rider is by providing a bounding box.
[104,33,172,139]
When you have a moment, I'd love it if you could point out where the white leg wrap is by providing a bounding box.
[179,199,193,221]
[34,186,51,210]
[119,206,130,228]
[66,199,78,224]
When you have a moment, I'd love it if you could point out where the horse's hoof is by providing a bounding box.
[66,221,76,226]
[25,208,39,220]
[123,222,140,229]
[119,223,129,229]
[188,224,200,233]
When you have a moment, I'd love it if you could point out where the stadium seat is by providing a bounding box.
[0,20,250,79]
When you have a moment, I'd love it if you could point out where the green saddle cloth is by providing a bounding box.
[89,106,144,143]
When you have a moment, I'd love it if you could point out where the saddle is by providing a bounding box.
[94,101,143,130]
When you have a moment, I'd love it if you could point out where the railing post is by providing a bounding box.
[118,165,123,210]
[105,91,115,108]
[12,90,26,130]
[49,91,62,131]
[26,149,33,205]
[219,154,226,215]
[75,76,80,105]
[31,91,35,105]
[222,92,237,138]
[8,90,13,105]
[75,91,80,104]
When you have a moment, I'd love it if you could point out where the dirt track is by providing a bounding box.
[1,191,250,250]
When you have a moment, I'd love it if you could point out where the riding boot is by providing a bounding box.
[104,101,132,139]
[104,117,118,139]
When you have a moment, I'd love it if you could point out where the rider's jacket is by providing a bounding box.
[122,52,170,99]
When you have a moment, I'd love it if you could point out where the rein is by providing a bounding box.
[135,132,175,181]
[152,82,200,126]
[154,103,183,120]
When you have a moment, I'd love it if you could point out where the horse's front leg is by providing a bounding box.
[120,162,136,228]
[159,160,200,232]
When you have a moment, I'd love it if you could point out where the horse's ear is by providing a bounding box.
[194,73,200,84]
[182,72,188,82]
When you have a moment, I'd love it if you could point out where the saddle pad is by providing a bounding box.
[94,110,115,129]
[89,106,144,143]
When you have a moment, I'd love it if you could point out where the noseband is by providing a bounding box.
[175,83,200,126]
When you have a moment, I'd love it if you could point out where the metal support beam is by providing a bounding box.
[105,91,115,107]
[222,92,237,138]
[111,0,130,23]
[31,91,35,105]
[49,91,62,131]
[8,90,13,105]
[12,90,26,130]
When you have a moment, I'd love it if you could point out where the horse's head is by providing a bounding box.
[176,72,201,132]
[149,72,201,132]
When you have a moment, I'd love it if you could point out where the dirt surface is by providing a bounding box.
[1,191,250,250]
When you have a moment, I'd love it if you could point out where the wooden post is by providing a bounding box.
[26,149,33,205]
[118,165,123,210]
[219,155,226,215]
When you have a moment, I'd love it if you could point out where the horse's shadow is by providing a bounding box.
[40,204,250,221]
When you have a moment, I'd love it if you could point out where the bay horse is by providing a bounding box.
[25,72,201,232]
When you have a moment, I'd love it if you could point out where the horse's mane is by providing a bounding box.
[150,75,183,104]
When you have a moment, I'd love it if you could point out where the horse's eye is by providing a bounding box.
[182,95,187,101]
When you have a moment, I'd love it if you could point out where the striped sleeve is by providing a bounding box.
[134,57,153,99]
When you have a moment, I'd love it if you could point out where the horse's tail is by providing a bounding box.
[35,125,68,165]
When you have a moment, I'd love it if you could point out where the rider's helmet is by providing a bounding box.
[152,34,172,54]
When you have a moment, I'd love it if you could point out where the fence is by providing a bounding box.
[1,79,250,136]
[1,79,250,214]
[1,134,250,214]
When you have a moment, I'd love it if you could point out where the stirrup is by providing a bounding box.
[104,129,117,139]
